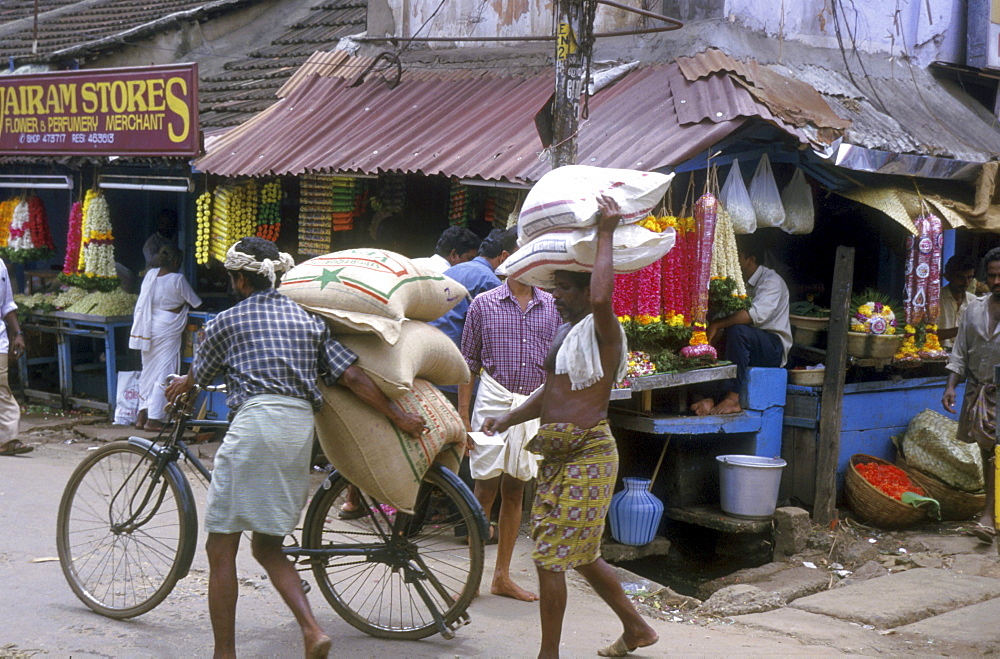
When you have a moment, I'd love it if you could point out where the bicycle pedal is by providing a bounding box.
[301,579,311,594]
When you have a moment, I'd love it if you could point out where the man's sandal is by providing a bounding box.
[971,524,996,544]
[0,439,33,456]
[597,635,634,657]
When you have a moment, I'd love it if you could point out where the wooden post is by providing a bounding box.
[813,245,855,526]
[552,0,590,168]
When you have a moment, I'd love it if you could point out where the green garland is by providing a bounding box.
[622,319,692,353]
[0,247,54,264]
[709,277,752,319]
[57,273,121,292]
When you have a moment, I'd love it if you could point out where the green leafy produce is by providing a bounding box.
[64,290,138,317]
[790,300,830,317]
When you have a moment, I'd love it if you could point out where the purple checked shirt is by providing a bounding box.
[460,282,561,395]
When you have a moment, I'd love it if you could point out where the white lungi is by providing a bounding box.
[470,370,540,481]
[205,395,314,535]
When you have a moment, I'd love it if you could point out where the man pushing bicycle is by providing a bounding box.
[166,237,425,659]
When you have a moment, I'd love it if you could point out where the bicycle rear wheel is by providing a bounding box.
[56,441,198,618]
[303,464,485,640]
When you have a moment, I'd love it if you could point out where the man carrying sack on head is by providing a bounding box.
[166,237,426,659]
[943,246,1000,546]
[481,197,659,658]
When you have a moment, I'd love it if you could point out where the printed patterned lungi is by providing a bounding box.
[205,394,314,536]
[527,420,618,572]
[957,380,997,455]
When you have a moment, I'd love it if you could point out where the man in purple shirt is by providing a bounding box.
[459,274,560,601]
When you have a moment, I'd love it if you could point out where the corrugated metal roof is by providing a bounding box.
[673,49,849,141]
[195,63,755,182]
[678,47,1000,163]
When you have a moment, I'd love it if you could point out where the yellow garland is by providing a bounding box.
[893,325,919,360]
[690,330,708,346]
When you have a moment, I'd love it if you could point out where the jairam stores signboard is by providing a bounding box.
[0,63,199,156]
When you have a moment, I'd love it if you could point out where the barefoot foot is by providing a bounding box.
[709,392,742,415]
[689,397,714,416]
[305,633,331,659]
[491,575,538,602]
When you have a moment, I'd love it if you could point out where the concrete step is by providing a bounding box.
[790,567,1000,629]
[893,596,1000,654]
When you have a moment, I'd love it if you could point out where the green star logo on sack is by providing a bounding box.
[314,267,345,289]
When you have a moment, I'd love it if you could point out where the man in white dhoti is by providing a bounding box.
[0,258,26,457]
[459,273,560,601]
[129,245,201,430]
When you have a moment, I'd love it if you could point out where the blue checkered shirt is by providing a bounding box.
[193,289,357,412]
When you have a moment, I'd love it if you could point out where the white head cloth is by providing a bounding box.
[224,243,295,286]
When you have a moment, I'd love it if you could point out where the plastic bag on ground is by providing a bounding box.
[748,154,785,229]
[781,168,814,234]
[720,159,756,234]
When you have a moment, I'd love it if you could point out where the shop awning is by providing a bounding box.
[193,60,829,183]
[837,187,971,234]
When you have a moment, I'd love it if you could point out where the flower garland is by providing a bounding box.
[0,197,20,247]
[4,196,56,263]
[710,206,747,297]
[62,189,119,291]
[896,213,947,362]
[61,201,84,276]
[681,193,718,360]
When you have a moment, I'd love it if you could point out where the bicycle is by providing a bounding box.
[56,382,487,640]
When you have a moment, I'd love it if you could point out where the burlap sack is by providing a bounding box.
[280,249,468,344]
[496,223,676,289]
[517,165,674,243]
[902,409,984,493]
[315,378,464,513]
[338,320,470,399]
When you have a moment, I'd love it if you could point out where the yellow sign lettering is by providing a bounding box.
[165,77,189,143]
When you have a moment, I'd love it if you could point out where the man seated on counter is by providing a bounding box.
[691,233,792,416]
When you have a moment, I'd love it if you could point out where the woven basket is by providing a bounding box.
[896,457,985,522]
[846,454,929,530]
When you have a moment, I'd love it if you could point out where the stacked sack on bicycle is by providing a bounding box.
[280,248,470,513]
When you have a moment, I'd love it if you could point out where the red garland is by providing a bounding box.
[27,196,55,249]
[613,271,639,316]
[636,260,662,316]
[62,201,84,275]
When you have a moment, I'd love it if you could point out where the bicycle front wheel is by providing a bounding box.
[304,464,485,640]
[56,441,198,618]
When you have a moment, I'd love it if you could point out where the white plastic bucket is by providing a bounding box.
[716,454,787,519]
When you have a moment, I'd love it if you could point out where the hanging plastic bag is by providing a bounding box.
[719,159,756,234]
[748,153,785,228]
[781,168,814,234]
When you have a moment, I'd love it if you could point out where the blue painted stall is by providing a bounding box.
[781,375,963,506]
[609,367,788,518]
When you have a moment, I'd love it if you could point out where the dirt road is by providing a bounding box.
[0,430,882,657]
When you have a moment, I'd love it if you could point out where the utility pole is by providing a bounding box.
[551,0,593,168]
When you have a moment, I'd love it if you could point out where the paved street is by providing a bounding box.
[2,415,1000,656]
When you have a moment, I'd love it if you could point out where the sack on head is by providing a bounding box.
[280,249,468,344]
[315,378,464,513]
[517,165,674,244]
[497,223,675,289]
